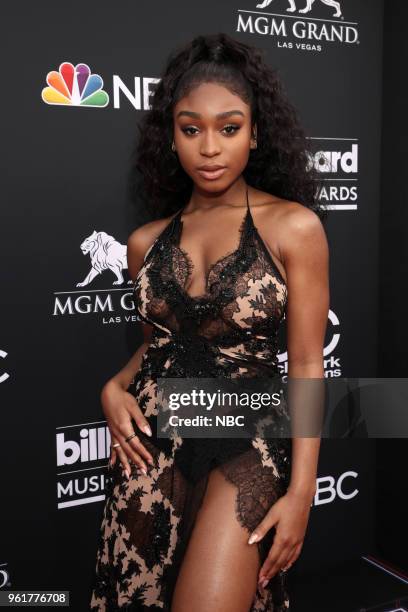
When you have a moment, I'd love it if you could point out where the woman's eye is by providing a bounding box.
[222,124,240,135]
[181,126,199,135]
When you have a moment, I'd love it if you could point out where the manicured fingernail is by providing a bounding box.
[248,532,259,545]
[124,469,130,480]
[260,578,269,588]
[141,467,147,476]
[143,424,152,437]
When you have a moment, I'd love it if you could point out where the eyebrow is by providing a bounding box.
[176,110,245,119]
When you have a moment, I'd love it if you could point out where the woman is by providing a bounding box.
[90,32,329,611]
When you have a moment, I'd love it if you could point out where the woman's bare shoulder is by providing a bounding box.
[252,189,323,236]
[128,213,177,254]
[265,199,328,262]
[127,211,179,279]
[250,189,327,267]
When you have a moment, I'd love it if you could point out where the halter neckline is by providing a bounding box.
[170,185,254,300]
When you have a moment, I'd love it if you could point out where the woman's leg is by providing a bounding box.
[171,466,261,612]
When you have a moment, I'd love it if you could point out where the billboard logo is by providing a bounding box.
[56,421,112,509]
[56,424,111,467]
[256,0,342,18]
[307,143,358,175]
[307,138,359,210]
[41,62,109,107]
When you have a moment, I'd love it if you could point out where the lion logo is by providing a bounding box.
[76,230,132,287]
[256,0,342,18]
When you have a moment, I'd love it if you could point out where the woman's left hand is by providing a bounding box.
[247,487,315,588]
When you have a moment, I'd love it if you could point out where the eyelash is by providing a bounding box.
[181,124,240,136]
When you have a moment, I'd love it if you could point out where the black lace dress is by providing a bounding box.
[90,188,292,611]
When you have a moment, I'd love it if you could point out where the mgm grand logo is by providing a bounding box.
[52,230,140,324]
[237,0,359,48]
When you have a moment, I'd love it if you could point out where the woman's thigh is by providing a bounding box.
[171,466,261,612]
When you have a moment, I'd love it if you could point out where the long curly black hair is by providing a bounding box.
[131,32,327,221]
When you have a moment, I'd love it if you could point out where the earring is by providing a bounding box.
[171,140,176,152]
[252,135,257,149]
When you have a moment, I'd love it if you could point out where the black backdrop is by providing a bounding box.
[1,0,385,608]
[375,0,408,574]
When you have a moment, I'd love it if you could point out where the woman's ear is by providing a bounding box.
[250,124,258,149]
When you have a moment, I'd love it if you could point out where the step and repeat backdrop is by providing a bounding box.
[2,0,383,608]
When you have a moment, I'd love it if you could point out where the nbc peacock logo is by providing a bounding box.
[41,62,109,108]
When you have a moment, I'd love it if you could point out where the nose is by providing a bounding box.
[199,130,221,157]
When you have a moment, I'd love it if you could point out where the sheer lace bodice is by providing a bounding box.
[133,186,288,381]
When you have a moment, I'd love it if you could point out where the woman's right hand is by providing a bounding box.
[101,378,155,478]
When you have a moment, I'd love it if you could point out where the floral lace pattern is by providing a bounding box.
[90,190,291,611]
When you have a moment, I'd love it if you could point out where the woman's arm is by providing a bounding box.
[101,223,158,395]
[249,202,329,586]
[102,222,165,473]
[282,203,329,499]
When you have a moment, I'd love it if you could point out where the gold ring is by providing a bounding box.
[125,433,137,443]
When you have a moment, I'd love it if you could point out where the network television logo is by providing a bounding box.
[41,62,109,107]
[41,62,159,110]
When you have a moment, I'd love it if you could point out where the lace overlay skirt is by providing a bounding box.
[90,373,292,611]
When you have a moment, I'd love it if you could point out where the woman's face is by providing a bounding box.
[172,81,256,191]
